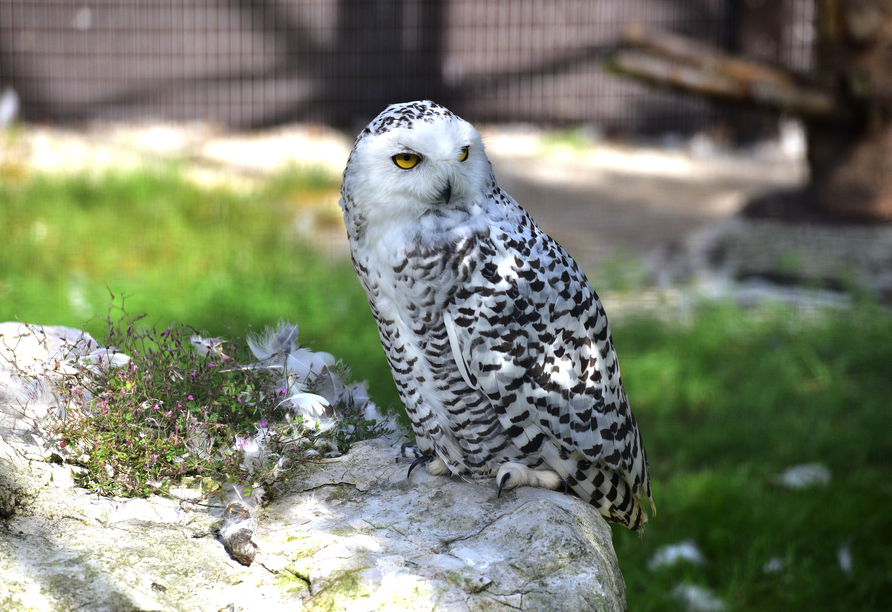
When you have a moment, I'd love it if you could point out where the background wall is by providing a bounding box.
[1,0,816,134]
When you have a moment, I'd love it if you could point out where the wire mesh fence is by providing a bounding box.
[1,0,816,133]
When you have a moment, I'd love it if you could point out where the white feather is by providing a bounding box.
[247,321,300,361]
[443,311,474,389]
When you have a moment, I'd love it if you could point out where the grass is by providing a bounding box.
[612,305,892,610]
[0,166,397,418]
[2,167,891,610]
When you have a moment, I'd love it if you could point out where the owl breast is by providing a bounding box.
[350,206,526,477]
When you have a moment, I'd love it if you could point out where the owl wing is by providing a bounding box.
[444,220,652,522]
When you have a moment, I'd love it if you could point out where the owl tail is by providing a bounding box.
[573,464,654,532]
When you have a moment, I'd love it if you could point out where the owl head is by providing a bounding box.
[340,101,492,234]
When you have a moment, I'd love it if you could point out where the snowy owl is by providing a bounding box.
[339,101,654,530]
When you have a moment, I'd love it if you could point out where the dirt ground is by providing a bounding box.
[481,125,807,274]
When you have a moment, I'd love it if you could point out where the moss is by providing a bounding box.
[286,534,310,543]
[307,568,371,611]
[443,568,492,594]
[323,483,357,502]
[287,539,322,562]
[276,569,311,596]
[327,525,358,538]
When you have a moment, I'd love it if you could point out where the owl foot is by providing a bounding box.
[397,441,422,463]
[496,462,568,497]
[406,455,451,478]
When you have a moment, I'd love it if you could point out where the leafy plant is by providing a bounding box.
[52,296,390,499]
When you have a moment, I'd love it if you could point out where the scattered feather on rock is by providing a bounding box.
[243,321,382,434]
[189,335,228,359]
[0,322,129,427]
[219,485,260,566]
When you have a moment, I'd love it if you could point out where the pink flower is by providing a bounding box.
[188,395,194,401]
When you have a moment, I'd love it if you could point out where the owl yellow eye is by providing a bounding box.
[393,153,420,169]
[458,146,469,162]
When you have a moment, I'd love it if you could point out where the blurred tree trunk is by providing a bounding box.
[807,0,892,219]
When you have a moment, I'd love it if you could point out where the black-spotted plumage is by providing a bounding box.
[340,100,654,530]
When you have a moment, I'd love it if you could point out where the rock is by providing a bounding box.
[1,323,626,610]
[0,433,626,611]
[264,438,626,611]
[0,322,129,429]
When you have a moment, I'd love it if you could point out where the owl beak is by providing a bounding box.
[438,181,452,205]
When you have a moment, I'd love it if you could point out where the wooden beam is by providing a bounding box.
[607,25,838,119]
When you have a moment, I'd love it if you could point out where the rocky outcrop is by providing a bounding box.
[1,433,626,611]
[1,325,626,611]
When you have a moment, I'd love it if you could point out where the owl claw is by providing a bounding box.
[407,455,435,479]
[497,472,512,497]
[558,476,568,494]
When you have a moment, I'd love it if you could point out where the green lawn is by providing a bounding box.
[2,168,890,610]
[612,306,892,610]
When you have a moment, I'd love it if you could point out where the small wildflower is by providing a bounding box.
[153,404,160,411]
[188,395,194,401]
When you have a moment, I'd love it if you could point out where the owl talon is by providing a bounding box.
[407,455,435,479]
[497,472,512,498]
